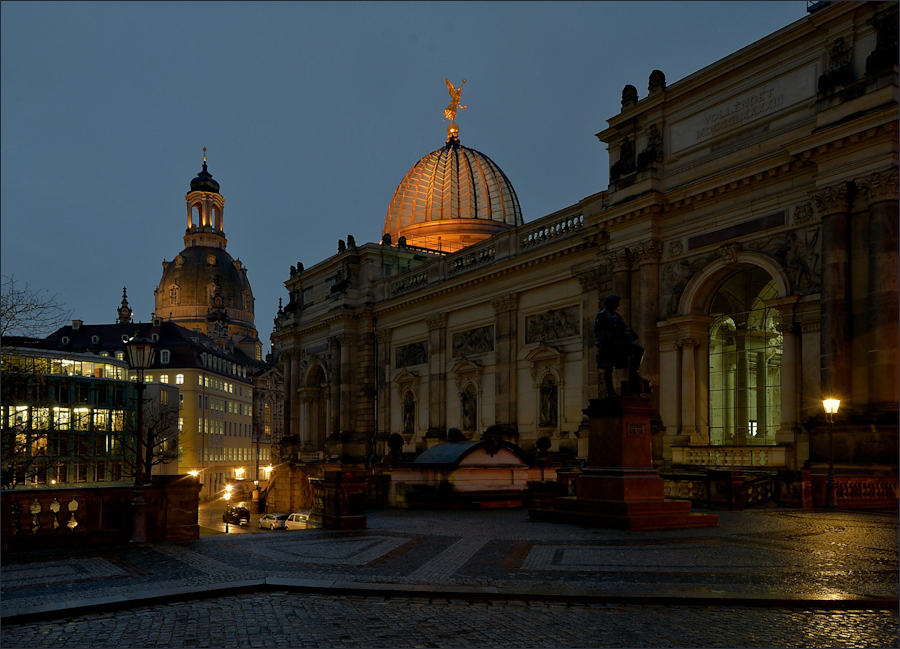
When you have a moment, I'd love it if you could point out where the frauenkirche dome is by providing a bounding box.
[383,81,523,253]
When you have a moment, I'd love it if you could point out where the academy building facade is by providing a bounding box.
[272,2,898,510]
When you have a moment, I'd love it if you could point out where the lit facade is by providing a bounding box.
[273,0,898,502]
[1,342,140,488]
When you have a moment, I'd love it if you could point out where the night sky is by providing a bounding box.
[1,1,806,350]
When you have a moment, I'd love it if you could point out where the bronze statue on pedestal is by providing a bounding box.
[594,294,646,397]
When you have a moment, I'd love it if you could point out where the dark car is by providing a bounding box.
[222,506,250,526]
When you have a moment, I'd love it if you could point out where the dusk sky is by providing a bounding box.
[2,1,806,351]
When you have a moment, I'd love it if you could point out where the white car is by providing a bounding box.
[257,513,288,530]
[284,511,311,530]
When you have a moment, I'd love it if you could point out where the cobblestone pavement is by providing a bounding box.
[1,508,897,647]
[2,593,897,648]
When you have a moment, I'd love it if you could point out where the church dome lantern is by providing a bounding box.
[383,80,523,253]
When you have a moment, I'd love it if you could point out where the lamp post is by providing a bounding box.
[125,333,156,544]
[224,484,233,533]
[822,398,840,509]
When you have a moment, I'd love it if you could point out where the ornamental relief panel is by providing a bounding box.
[661,252,718,318]
[395,342,428,368]
[746,227,820,295]
[660,226,822,317]
[524,306,580,344]
[452,325,494,358]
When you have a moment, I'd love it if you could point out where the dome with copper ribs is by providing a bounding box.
[383,137,523,253]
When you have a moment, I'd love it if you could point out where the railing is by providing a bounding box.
[520,213,584,249]
[1,476,200,552]
[672,445,788,468]
[812,475,899,508]
[298,450,325,463]
[391,270,429,296]
[448,244,495,275]
[662,469,776,510]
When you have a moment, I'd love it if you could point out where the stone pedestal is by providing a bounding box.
[530,397,717,530]
[309,470,367,530]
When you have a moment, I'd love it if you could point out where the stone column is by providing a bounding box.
[755,351,767,439]
[636,241,662,404]
[375,329,392,444]
[339,333,354,434]
[283,350,294,437]
[855,168,899,413]
[734,332,749,445]
[492,293,519,439]
[576,269,603,400]
[355,330,376,434]
[327,335,342,436]
[678,337,699,439]
[426,314,447,439]
[812,183,852,400]
[606,249,633,325]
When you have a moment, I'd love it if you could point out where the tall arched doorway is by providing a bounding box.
[708,267,782,446]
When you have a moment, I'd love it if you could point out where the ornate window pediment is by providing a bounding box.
[450,357,483,391]
[392,367,421,397]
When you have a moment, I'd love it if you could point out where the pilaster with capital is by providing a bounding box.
[677,338,700,440]
[635,241,662,406]
[771,298,802,458]
[375,328,393,436]
[576,268,603,399]
[811,182,851,399]
[606,248,633,324]
[492,293,519,437]
[327,334,344,435]
[855,169,899,412]
[426,314,447,438]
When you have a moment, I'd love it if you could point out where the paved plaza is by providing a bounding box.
[1,507,897,647]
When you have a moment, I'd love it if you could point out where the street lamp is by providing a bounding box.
[224,485,233,534]
[124,332,156,544]
[823,398,840,509]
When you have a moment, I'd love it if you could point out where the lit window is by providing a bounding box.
[116,351,124,361]
[198,375,203,386]
[145,375,153,383]
[160,391,168,405]
[178,417,183,432]
[160,374,169,384]
[176,374,184,385]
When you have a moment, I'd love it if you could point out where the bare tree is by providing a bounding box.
[112,396,182,482]
[1,277,70,488]
[1,275,71,339]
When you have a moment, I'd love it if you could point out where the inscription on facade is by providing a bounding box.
[627,423,646,436]
[395,342,428,368]
[525,306,580,344]
[671,65,815,152]
[452,325,494,357]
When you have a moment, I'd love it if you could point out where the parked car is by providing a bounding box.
[222,506,250,526]
[284,511,311,530]
[257,513,288,530]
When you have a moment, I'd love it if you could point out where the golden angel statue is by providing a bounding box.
[444,79,467,122]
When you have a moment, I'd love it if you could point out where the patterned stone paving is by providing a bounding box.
[1,508,897,620]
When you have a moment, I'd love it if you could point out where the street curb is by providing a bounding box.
[2,578,896,625]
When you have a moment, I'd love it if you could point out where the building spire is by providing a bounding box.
[202,146,207,165]
[117,287,133,324]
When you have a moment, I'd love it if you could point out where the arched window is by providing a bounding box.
[175,374,184,385]
[708,267,781,446]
